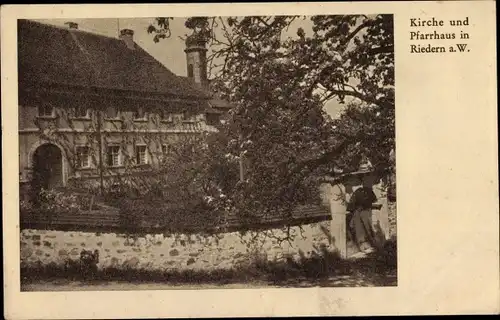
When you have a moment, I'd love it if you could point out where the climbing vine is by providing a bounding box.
[23,89,212,199]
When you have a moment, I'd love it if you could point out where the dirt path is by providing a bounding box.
[21,272,396,291]
[22,281,274,291]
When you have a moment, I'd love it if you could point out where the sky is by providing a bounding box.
[35,18,345,118]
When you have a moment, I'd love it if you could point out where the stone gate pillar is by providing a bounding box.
[325,183,348,258]
[372,183,390,244]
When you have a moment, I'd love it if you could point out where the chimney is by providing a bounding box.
[184,32,208,89]
[119,29,135,50]
[65,22,78,29]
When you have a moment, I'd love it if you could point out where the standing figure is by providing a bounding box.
[347,175,382,253]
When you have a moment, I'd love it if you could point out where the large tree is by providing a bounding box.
[147,15,395,226]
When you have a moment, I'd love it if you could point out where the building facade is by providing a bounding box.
[18,20,229,192]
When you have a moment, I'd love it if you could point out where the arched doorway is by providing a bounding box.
[32,143,64,190]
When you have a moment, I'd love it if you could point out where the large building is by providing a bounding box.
[17,20,391,251]
[18,19,230,192]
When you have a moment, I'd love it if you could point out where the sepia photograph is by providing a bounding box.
[4,1,500,318]
[17,14,397,291]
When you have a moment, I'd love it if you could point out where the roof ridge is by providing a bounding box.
[24,19,123,43]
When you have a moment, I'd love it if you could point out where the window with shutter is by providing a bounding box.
[106,146,121,167]
[76,146,90,168]
[135,145,147,165]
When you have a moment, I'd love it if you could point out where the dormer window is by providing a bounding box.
[134,107,147,121]
[105,105,120,120]
[38,105,54,118]
[182,108,197,123]
[182,112,196,123]
[206,113,220,126]
[73,105,90,119]
[160,110,173,122]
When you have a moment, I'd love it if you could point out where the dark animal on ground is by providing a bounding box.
[79,249,99,280]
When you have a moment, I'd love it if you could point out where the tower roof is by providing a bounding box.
[184,32,207,51]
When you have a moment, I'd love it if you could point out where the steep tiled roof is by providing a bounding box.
[178,75,235,113]
[18,19,210,99]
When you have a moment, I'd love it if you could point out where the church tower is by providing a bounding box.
[184,32,208,89]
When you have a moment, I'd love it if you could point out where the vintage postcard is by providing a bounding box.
[2,1,498,318]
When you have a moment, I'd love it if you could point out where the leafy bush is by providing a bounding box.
[116,198,226,233]
[38,189,83,213]
[23,189,92,214]
[20,199,34,213]
[377,237,397,269]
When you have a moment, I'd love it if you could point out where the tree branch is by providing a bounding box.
[340,19,373,46]
[368,45,394,55]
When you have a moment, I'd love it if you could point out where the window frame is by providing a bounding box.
[187,64,194,78]
[75,146,91,169]
[37,104,55,118]
[133,107,148,122]
[160,110,173,123]
[161,144,175,162]
[106,145,121,167]
[206,113,221,126]
[72,105,90,119]
[135,145,148,165]
[104,105,121,121]
[182,110,197,123]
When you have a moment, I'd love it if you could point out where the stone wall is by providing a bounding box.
[388,201,397,238]
[20,221,335,272]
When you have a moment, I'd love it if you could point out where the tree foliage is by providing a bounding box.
[147,15,395,225]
